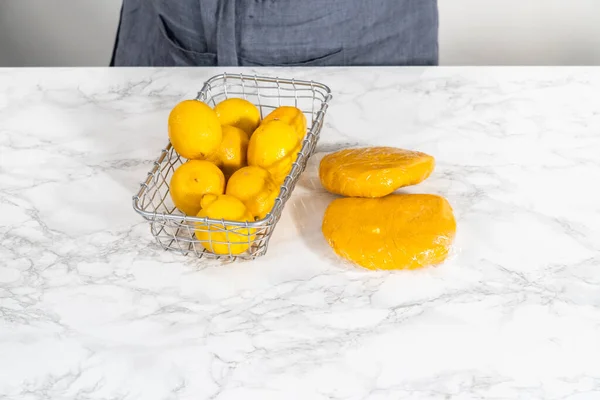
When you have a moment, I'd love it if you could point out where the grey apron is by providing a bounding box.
[111,0,438,67]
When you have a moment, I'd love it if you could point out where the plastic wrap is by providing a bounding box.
[319,146,435,198]
[321,194,456,270]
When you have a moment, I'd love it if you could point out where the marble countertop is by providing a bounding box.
[1,67,600,399]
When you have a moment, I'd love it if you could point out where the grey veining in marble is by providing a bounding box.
[1,67,600,399]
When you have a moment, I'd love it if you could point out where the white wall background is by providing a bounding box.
[439,0,600,65]
[1,0,599,67]
[0,0,121,67]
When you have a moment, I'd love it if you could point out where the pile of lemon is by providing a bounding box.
[167,98,306,255]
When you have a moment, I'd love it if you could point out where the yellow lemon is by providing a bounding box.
[247,120,300,184]
[168,100,222,160]
[322,194,456,270]
[262,106,307,142]
[169,160,225,216]
[214,98,261,136]
[195,194,256,255]
[319,147,435,198]
[226,166,279,219]
[206,125,249,179]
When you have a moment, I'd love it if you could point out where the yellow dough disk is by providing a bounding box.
[322,194,456,270]
[319,147,435,197]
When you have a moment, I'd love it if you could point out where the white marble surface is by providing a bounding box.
[1,67,600,399]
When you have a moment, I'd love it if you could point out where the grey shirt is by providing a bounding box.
[112,0,438,67]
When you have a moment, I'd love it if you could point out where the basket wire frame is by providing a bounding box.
[133,73,332,260]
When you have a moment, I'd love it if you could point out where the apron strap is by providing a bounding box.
[216,0,239,66]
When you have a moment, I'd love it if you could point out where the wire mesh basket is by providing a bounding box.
[132,73,332,261]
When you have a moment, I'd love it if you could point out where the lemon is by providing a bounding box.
[247,120,300,184]
[214,98,261,136]
[206,125,249,179]
[262,106,307,142]
[168,100,222,160]
[169,160,225,216]
[226,166,279,219]
[195,194,256,255]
